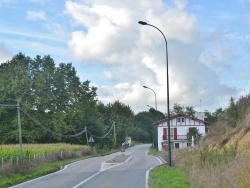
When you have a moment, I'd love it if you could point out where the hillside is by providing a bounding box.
[173,95,250,188]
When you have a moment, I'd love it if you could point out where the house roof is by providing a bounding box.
[153,113,209,125]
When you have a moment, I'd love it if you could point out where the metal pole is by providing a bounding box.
[114,122,116,148]
[17,99,23,164]
[139,21,172,166]
[144,86,158,150]
[143,86,157,110]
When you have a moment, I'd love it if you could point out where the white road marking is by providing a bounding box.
[72,155,133,188]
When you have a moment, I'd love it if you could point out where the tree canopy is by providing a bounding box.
[0,53,162,146]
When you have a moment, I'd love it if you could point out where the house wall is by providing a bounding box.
[157,117,206,151]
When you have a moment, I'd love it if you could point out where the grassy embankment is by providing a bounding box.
[0,143,118,188]
[148,125,250,188]
[175,121,250,188]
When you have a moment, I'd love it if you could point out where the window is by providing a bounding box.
[175,143,180,149]
[182,118,185,122]
[177,118,180,122]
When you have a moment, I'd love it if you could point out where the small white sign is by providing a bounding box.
[88,136,94,142]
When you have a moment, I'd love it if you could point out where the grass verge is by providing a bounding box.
[149,165,193,188]
[147,147,193,188]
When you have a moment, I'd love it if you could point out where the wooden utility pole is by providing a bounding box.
[114,121,116,147]
[17,99,23,164]
[85,126,89,146]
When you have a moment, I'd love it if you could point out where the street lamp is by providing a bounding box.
[143,86,157,111]
[144,85,158,150]
[147,104,154,109]
[139,21,172,166]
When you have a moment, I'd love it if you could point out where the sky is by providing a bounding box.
[1,0,250,114]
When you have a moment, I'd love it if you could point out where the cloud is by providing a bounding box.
[64,0,239,113]
[0,44,12,64]
[26,11,47,21]
[0,0,15,8]
[173,0,187,10]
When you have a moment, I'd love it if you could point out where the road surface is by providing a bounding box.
[11,144,161,188]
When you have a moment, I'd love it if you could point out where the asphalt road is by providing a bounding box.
[11,144,161,188]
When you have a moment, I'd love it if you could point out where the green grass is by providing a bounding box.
[0,158,79,188]
[148,146,163,155]
[149,165,193,188]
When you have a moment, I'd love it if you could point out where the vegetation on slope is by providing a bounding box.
[174,94,250,187]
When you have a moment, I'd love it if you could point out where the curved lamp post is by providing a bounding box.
[144,85,158,151]
[143,86,157,111]
[147,104,154,109]
[139,21,172,166]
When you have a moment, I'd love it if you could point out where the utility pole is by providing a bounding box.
[114,121,116,148]
[17,99,23,164]
[85,126,89,146]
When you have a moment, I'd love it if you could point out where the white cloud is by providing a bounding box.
[0,44,12,64]
[173,0,187,10]
[26,11,47,21]
[64,0,240,113]
[103,71,112,78]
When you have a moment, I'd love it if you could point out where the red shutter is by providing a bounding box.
[163,128,167,140]
[174,128,177,140]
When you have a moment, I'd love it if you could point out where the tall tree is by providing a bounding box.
[226,97,238,128]
[185,106,196,117]
[171,103,185,115]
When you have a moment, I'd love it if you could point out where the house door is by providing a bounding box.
[175,143,179,149]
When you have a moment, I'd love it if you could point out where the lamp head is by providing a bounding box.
[138,21,147,25]
[143,86,147,88]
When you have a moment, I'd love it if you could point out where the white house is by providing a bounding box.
[154,112,209,151]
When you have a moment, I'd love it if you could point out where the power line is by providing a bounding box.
[88,121,115,139]
[0,104,17,108]
[1,102,114,139]
[20,108,86,138]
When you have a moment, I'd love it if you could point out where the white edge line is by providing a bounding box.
[145,156,163,188]
[72,171,102,188]
[146,168,152,188]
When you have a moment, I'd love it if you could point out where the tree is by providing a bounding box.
[204,108,224,124]
[171,103,184,115]
[133,108,165,143]
[0,53,99,144]
[185,106,196,117]
[226,97,238,128]
[187,127,202,144]
[171,103,196,117]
